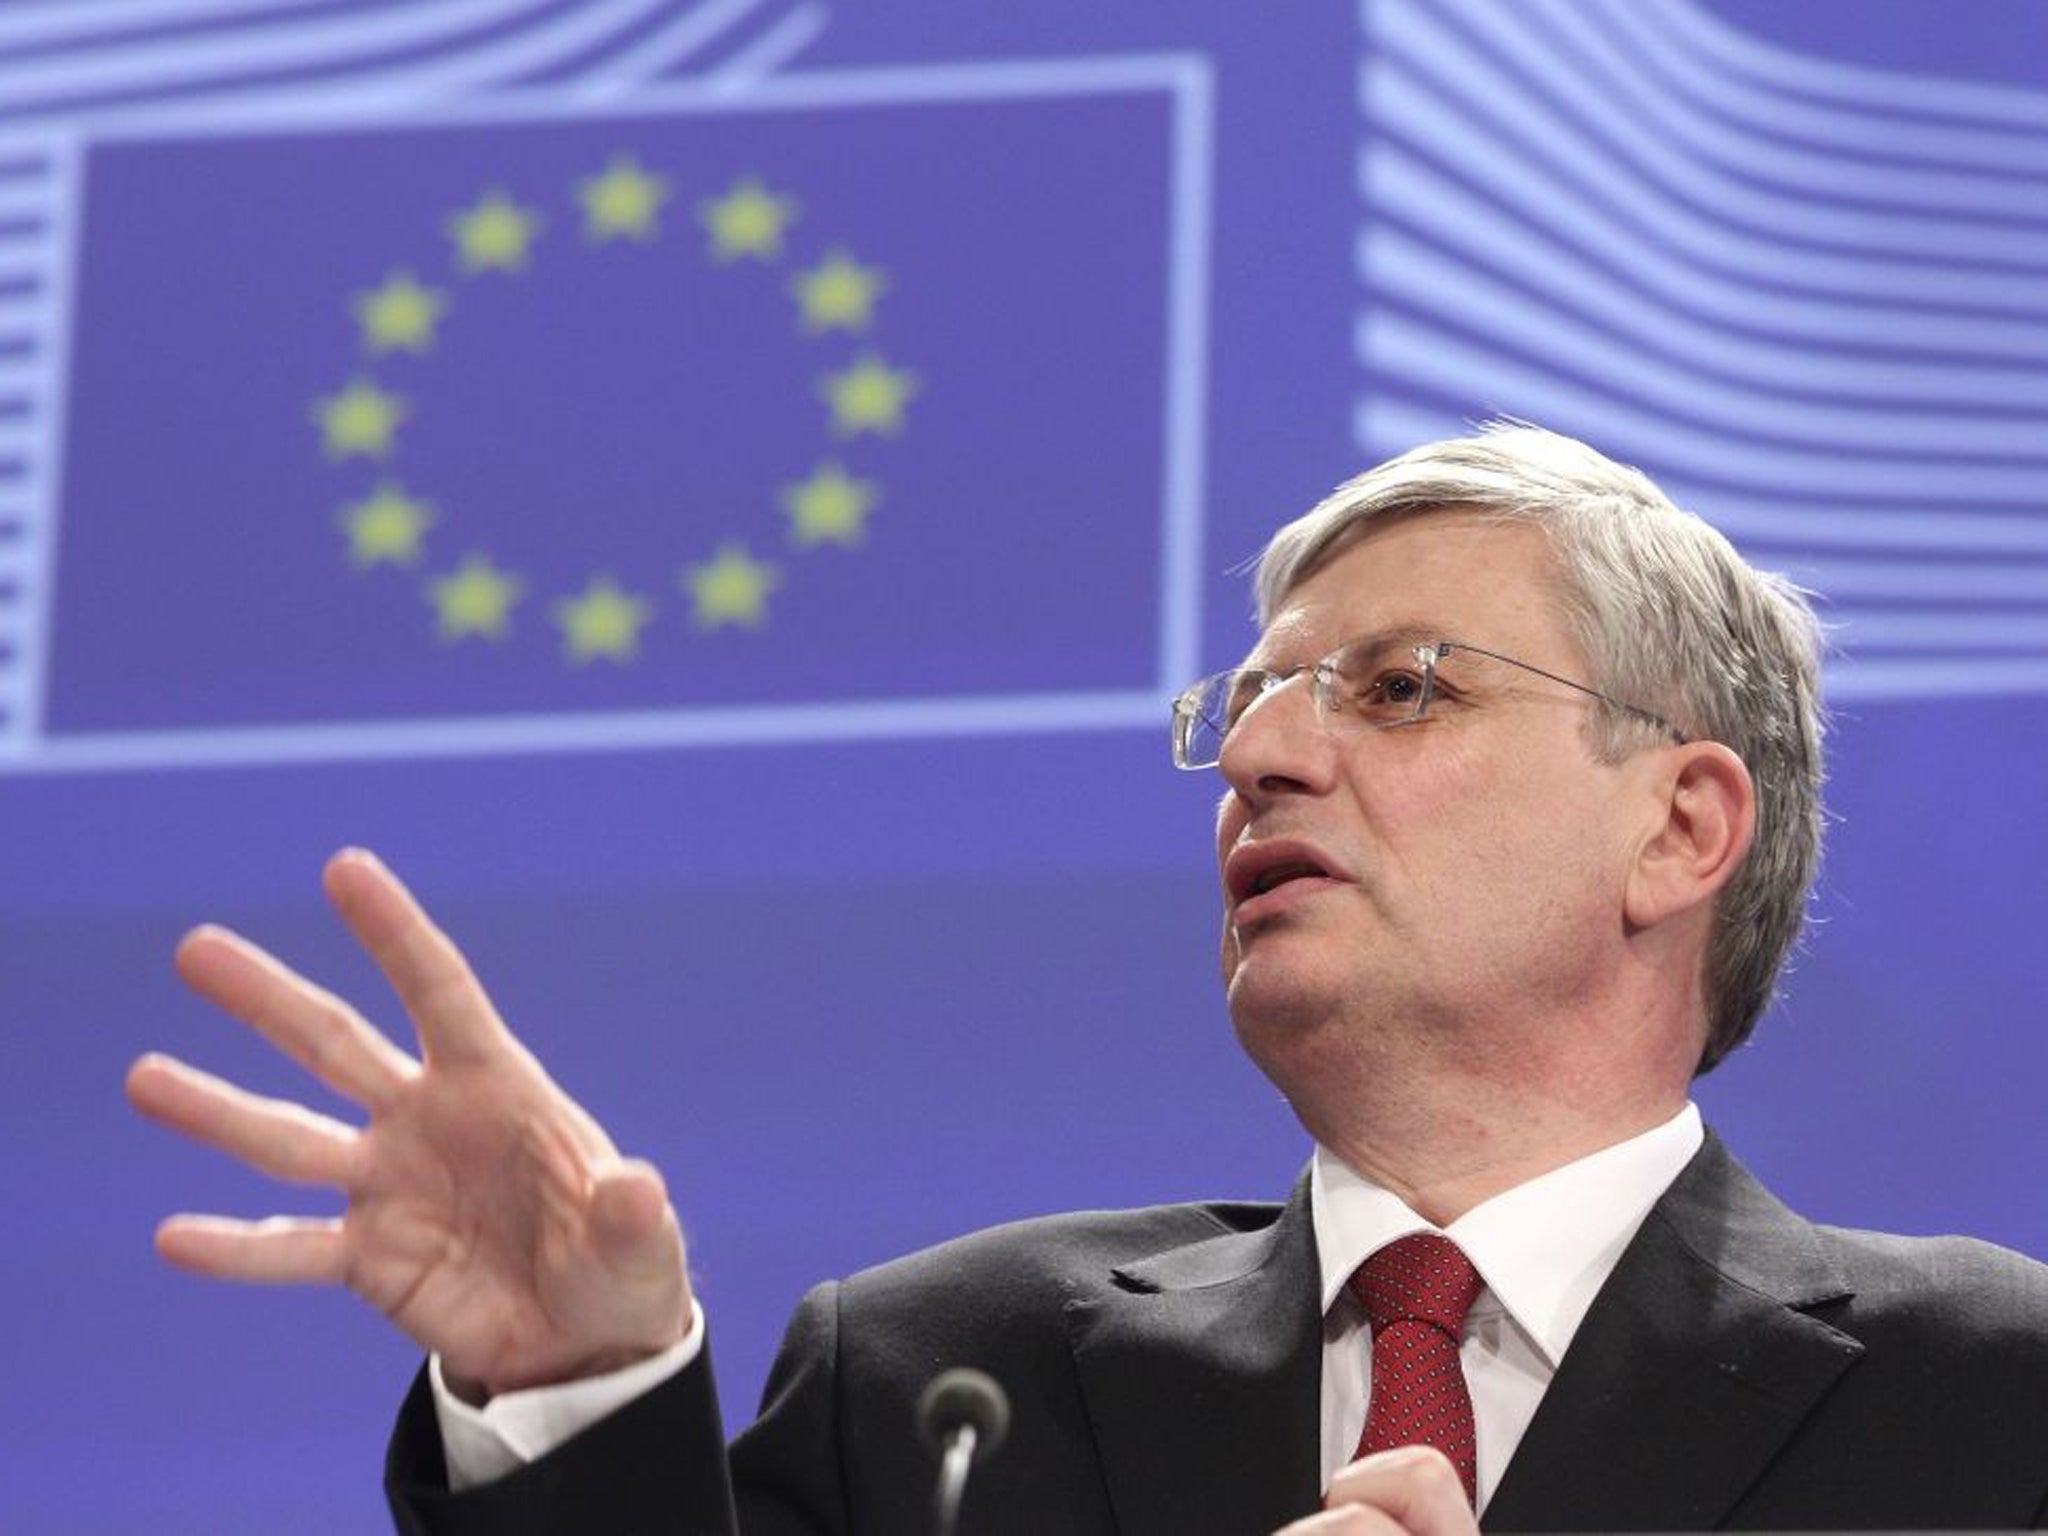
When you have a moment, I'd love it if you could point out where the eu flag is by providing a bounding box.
[48,79,1187,751]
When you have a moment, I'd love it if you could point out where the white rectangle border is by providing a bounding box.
[7,53,1212,774]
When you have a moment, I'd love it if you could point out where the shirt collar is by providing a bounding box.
[1311,1103,1704,1368]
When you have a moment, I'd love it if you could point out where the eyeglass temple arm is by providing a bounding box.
[1435,642,1687,742]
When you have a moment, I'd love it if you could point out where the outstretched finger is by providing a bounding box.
[323,849,510,1067]
[175,926,416,1112]
[127,1053,359,1188]
[155,1213,348,1285]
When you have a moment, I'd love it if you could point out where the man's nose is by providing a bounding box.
[1216,677,1339,801]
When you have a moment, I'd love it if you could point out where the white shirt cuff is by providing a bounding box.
[431,1301,705,1492]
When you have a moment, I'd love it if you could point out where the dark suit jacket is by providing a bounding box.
[387,1134,2048,1533]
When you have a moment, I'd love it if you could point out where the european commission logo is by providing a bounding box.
[5,57,1212,771]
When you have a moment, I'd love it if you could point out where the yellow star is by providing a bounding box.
[580,156,670,242]
[339,482,434,568]
[355,271,448,353]
[313,377,407,459]
[554,576,653,664]
[429,554,523,641]
[791,251,885,333]
[682,543,780,629]
[821,354,918,437]
[447,191,541,273]
[782,462,879,548]
[698,176,797,262]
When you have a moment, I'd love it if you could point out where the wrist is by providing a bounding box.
[456,1301,700,1404]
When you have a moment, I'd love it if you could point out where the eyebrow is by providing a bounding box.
[1247,619,1445,669]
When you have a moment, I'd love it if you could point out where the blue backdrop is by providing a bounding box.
[4,2,2047,1529]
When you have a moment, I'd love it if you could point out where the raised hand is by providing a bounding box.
[126,848,692,1400]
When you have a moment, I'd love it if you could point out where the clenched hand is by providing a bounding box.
[1273,1448,1480,1536]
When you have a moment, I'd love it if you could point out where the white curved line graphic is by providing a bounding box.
[1567,0,2048,170]
[1359,310,2048,503]
[0,0,711,116]
[1360,208,2048,409]
[566,0,776,97]
[1507,0,2048,219]
[0,0,566,109]
[1644,0,2048,128]
[1363,145,2048,367]
[1362,243,2048,459]
[1370,25,2048,301]
[0,0,341,53]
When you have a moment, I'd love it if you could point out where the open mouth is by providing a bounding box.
[1251,860,1328,896]
[1227,841,1343,908]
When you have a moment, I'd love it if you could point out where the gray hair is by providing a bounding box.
[1254,423,1825,1073]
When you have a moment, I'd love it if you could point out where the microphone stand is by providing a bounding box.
[933,1421,980,1536]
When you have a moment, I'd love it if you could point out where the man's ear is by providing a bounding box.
[1625,742,1756,930]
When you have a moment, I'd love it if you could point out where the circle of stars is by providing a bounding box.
[312,157,921,668]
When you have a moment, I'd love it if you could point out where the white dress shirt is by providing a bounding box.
[437,1104,1704,1498]
[433,1309,703,1491]
[1312,1103,1703,1512]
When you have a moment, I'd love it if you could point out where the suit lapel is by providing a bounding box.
[1484,1134,1864,1532]
[1064,1175,1324,1536]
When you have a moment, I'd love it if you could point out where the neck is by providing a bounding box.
[1256,1000,1699,1227]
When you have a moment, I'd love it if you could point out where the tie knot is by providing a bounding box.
[1348,1232,1482,1336]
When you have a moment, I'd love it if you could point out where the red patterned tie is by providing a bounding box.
[1348,1233,1485,1507]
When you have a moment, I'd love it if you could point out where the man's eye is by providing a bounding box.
[1222,674,1268,728]
[1371,672,1423,703]
[1350,670,1426,712]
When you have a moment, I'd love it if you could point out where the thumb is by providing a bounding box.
[589,1157,685,1279]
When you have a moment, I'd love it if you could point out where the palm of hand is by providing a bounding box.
[127,850,691,1399]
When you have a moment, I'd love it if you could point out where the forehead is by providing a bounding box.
[1253,509,1568,662]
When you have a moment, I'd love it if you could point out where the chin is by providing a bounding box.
[1227,985,1362,1120]
[1226,942,1422,1079]
[1225,949,1352,1042]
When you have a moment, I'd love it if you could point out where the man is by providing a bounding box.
[129,426,2048,1533]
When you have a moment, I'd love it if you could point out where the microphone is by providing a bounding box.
[917,1367,1010,1536]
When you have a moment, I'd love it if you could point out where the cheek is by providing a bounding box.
[1447,767,1629,922]
[1213,791,1242,869]
[1366,739,1578,894]
[1337,736,1479,859]
[1213,795,1241,989]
